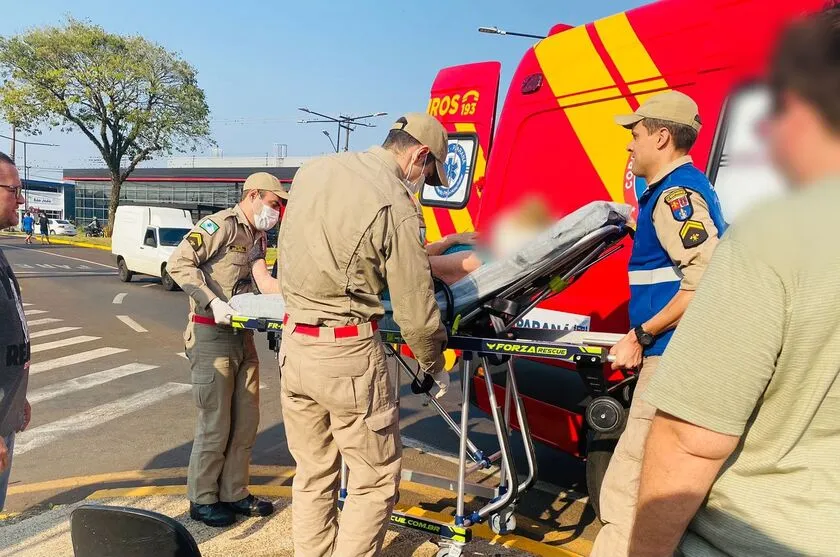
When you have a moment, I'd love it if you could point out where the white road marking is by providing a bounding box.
[28,327,82,339]
[177,352,188,359]
[30,347,128,375]
[28,363,159,405]
[113,293,127,304]
[22,302,32,307]
[141,283,156,288]
[117,315,148,333]
[14,271,116,276]
[1,244,116,268]
[15,382,192,455]
[31,336,101,354]
[26,318,62,327]
[23,309,47,316]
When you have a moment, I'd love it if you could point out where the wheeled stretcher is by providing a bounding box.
[229,200,631,557]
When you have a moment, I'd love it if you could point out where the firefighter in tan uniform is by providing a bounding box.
[591,91,728,556]
[168,172,287,527]
[278,112,449,557]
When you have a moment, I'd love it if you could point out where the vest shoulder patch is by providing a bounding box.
[187,232,203,251]
[200,219,220,235]
[663,188,693,221]
[679,220,708,249]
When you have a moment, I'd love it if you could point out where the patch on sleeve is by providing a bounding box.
[187,232,203,252]
[679,220,708,249]
[229,245,247,253]
[664,188,693,221]
[199,219,220,235]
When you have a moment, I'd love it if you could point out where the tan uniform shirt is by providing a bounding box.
[644,176,840,557]
[168,205,259,318]
[647,156,720,290]
[279,146,447,373]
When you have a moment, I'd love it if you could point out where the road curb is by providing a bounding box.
[84,484,584,557]
[0,232,111,251]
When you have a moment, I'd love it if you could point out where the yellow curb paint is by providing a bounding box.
[84,484,582,557]
[7,465,295,495]
[0,512,20,520]
[0,232,111,251]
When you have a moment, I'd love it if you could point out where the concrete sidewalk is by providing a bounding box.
[0,485,582,557]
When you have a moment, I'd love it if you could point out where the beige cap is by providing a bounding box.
[614,90,702,132]
[391,112,449,186]
[243,171,288,199]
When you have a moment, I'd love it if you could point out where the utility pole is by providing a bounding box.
[0,131,59,210]
[297,108,388,153]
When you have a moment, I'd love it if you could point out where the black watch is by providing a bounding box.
[634,325,654,348]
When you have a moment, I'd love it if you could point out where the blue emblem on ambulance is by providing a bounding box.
[437,143,468,199]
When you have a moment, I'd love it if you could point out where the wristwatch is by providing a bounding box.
[633,325,654,348]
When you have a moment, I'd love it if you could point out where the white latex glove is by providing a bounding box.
[209,298,235,326]
[431,369,450,400]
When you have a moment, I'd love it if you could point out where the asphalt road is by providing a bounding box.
[0,236,599,554]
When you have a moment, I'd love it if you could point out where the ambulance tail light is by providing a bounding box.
[521,73,544,95]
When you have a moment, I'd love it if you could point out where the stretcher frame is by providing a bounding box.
[231,223,627,557]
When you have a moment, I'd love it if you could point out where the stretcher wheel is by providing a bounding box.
[585,396,625,434]
[489,508,517,535]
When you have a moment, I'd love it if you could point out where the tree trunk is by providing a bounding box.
[107,176,123,237]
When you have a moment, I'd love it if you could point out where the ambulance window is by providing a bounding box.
[420,132,476,210]
[707,85,786,224]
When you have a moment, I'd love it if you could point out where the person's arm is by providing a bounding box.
[429,251,482,285]
[167,216,230,309]
[629,412,740,557]
[0,436,7,473]
[425,231,477,256]
[633,234,785,551]
[385,213,447,374]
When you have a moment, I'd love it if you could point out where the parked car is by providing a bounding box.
[111,205,193,290]
[48,219,77,236]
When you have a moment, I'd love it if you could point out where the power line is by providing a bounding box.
[297,108,387,153]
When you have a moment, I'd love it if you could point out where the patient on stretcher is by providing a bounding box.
[427,197,554,285]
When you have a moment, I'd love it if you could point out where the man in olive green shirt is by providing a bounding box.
[630,8,840,556]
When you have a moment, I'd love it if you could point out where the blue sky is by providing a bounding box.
[0,0,649,178]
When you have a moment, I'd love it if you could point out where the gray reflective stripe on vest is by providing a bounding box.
[628,266,683,285]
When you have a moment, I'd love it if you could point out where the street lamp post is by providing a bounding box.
[478,26,546,40]
[322,130,339,153]
[298,108,388,153]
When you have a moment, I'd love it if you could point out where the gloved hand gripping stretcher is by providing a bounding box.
[228,200,631,556]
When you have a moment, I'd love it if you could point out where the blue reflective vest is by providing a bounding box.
[629,162,727,356]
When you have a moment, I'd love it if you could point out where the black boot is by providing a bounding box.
[226,494,274,517]
[189,502,236,527]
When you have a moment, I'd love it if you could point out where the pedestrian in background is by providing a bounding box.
[277,112,449,557]
[0,152,32,510]
[630,6,840,556]
[168,172,287,528]
[21,212,34,244]
[37,213,49,245]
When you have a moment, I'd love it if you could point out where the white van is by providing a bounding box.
[111,205,193,290]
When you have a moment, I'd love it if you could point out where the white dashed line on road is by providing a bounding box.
[2,244,116,268]
[117,315,148,333]
[30,347,129,375]
[177,352,188,359]
[28,327,82,339]
[28,363,160,405]
[15,382,192,455]
[113,293,127,304]
[31,335,101,354]
[23,309,47,316]
[26,318,62,327]
[141,283,156,288]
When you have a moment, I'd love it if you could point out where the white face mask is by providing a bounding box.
[253,201,280,231]
[402,150,428,195]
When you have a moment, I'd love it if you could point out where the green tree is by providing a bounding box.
[0,18,213,233]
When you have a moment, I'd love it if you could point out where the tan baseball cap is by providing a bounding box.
[391,112,449,187]
[243,171,288,199]
[614,90,702,132]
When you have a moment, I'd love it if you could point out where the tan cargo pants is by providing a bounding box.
[280,322,401,557]
[590,356,660,557]
[184,320,260,505]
